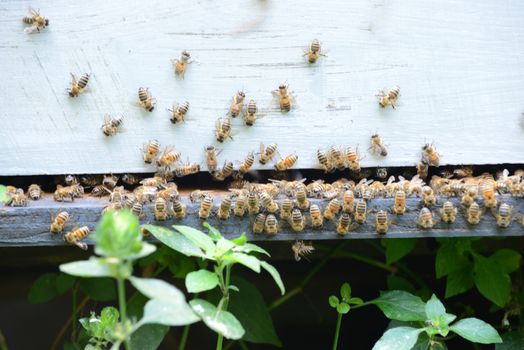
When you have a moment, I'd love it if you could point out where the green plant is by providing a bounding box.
[0,185,9,204]
[143,222,285,350]
[328,282,365,350]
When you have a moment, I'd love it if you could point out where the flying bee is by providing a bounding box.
[213,161,234,181]
[260,191,279,213]
[91,185,111,197]
[101,114,124,136]
[236,152,255,177]
[138,87,156,112]
[190,190,211,203]
[295,187,310,210]
[216,197,232,220]
[272,84,294,112]
[252,213,266,234]
[370,134,388,156]
[292,240,315,261]
[28,184,42,200]
[317,149,334,172]
[23,8,49,33]
[417,208,437,229]
[64,226,90,250]
[243,100,264,126]
[175,162,200,177]
[465,202,482,225]
[377,86,400,109]
[215,117,234,142]
[143,140,160,164]
[50,211,69,234]
[290,209,305,232]
[152,197,168,221]
[172,200,187,219]
[480,182,497,208]
[421,186,437,207]
[342,190,355,213]
[354,200,367,224]
[375,210,391,235]
[323,198,341,220]
[259,143,278,165]
[280,198,293,221]
[461,187,477,207]
[247,191,260,215]
[68,73,90,97]
[336,213,352,235]
[422,143,440,166]
[168,101,189,124]
[198,195,214,219]
[393,190,407,215]
[233,194,248,217]
[309,204,324,228]
[275,154,298,171]
[131,201,145,219]
[495,203,512,228]
[157,147,181,169]
[229,90,245,118]
[416,159,429,179]
[303,39,327,63]
[328,146,346,171]
[102,174,118,190]
[264,214,279,236]
[172,50,192,78]
[204,146,220,173]
[440,201,457,224]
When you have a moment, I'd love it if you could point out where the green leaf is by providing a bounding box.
[445,263,474,298]
[384,238,417,265]
[260,261,285,295]
[95,210,143,259]
[203,222,222,240]
[129,277,186,302]
[337,302,350,314]
[215,238,236,258]
[129,324,169,350]
[56,273,76,295]
[387,275,417,295]
[142,225,205,258]
[228,285,240,292]
[496,330,524,350]
[223,252,261,273]
[435,241,471,278]
[185,269,219,293]
[59,258,113,278]
[329,296,339,308]
[231,233,247,246]
[28,273,58,304]
[450,318,502,344]
[79,278,116,302]
[173,225,216,256]
[235,243,270,257]
[490,249,521,274]
[371,290,427,321]
[227,277,282,346]
[340,283,351,301]
[127,242,156,260]
[348,297,364,305]
[372,327,423,350]
[0,185,8,203]
[141,299,199,326]
[411,332,448,350]
[190,299,245,340]
[425,294,446,320]
[473,254,510,307]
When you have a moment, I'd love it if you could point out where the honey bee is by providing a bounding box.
[260,191,279,213]
[275,154,298,171]
[252,213,266,234]
[393,190,407,215]
[480,182,497,208]
[292,240,315,261]
[237,152,255,177]
[213,161,234,181]
[91,185,111,197]
[54,185,76,202]
[370,134,388,156]
[346,147,362,173]
[64,226,90,250]
[157,147,181,170]
[461,187,477,207]
[81,175,100,187]
[377,86,400,109]
[337,213,352,235]
[138,87,156,112]
[421,186,437,207]
[323,198,341,220]
[326,146,344,170]
[28,184,42,200]
[303,39,326,63]
[190,190,211,203]
[290,209,305,232]
[454,167,473,179]
[247,191,260,215]
[175,162,200,177]
[354,200,368,224]
[134,186,157,203]
[101,114,123,136]
[139,176,166,189]
[121,174,139,186]
[376,168,388,180]
[272,84,294,112]
[341,190,355,213]
[495,203,512,228]
[243,100,263,126]
[172,50,192,78]
[143,140,160,164]
[172,200,187,219]
[68,73,90,97]
[102,174,118,190]
[198,195,214,219]
[131,202,145,219]
[157,186,180,202]
[23,8,49,34]
[375,210,391,235]
[465,202,482,225]
[50,211,70,234]
[154,197,169,221]
[233,194,248,217]
[440,201,457,224]
[264,214,279,235]
[317,149,333,173]
[102,202,123,215]
[259,143,278,165]
[168,101,189,124]
[309,204,324,228]
[8,189,27,207]
[280,198,293,221]
[417,208,437,229]
[215,117,234,142]
[229,91,246,118]
[109,186,126,203]
[204,146,220,173]
[416,159,429,179]
[422,143,440,166]
[295,187,310,210]
[217,197,232,220]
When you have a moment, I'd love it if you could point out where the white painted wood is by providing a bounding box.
[1,0,524,175]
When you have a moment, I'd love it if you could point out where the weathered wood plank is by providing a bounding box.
[1,194,523,247]
[1,0,524,175]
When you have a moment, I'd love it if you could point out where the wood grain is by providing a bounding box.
[1,194,523,247]
[1,0,524,176]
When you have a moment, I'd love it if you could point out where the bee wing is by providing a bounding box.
[24,25,39,34]
[28,7,38,16]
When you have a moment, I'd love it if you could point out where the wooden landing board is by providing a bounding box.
[1,0,524,176]
[1,194,523,247]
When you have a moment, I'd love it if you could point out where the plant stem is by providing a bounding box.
[268,287,302,311]
[335,251,397,273]
[216,265,232,350]
[117,277,130,350]
[178,324,191,350]
[332,313,343,350]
